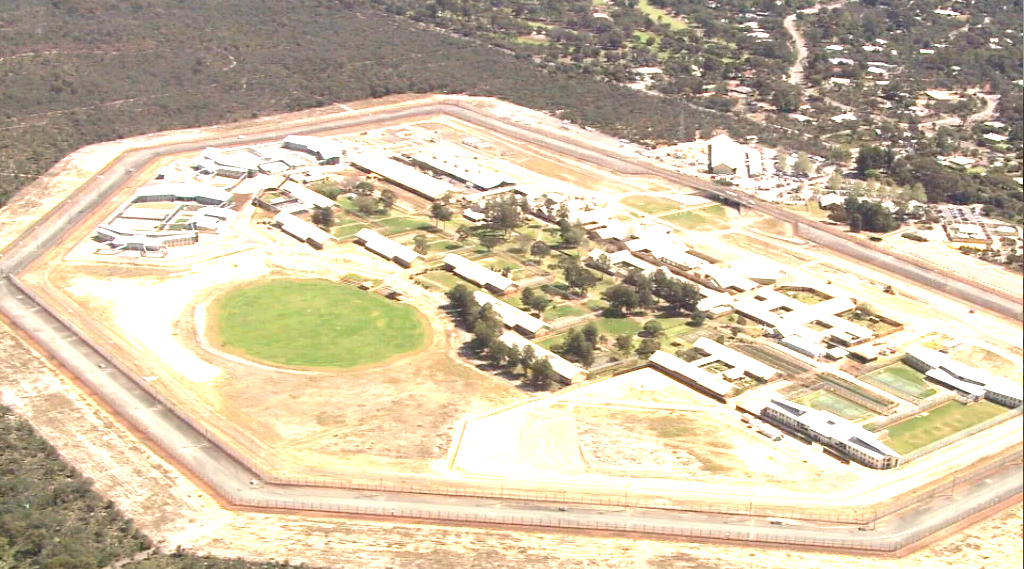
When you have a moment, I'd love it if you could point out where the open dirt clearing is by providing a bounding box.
[38,236,523,475]
[2,314,1020,569]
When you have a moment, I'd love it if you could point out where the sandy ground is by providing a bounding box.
[39,235,524,475]
[452,369,863,493]
[1,318,1021,568]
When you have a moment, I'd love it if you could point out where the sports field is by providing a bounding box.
[209,279,428,368]
[865,364,936,399]
[884,401,1008,454]
[795,391,873,421]
[659,204,726,230]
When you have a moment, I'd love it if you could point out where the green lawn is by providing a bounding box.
[376,216,432,235]
[865,364,936,398]
[620,195,683,215]
[659,209,717,230]
[209,279,427,368]
[795,391,874,421]
[637,0,688,30]
[884,401,1008,454]
[333,221,366,239]
[594,316,643,337]
[545,303,588,320]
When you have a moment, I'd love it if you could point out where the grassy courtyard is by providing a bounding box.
[865,364,936,399]
[209,279,428,368]
[884,401,1008,454]
[795,391,874,421]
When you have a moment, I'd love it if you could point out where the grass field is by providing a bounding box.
[620,195,683,215]
[659,204,726,230]
[795,391,874,421]
[637,0,688,30]
[545,303,588,320]
[424,270,474,291]
[884,401,1008,454]
[865,364,936,398]
[210,279,427,368]
[376,216,432,235]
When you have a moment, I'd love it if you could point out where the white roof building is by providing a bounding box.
[408,150,514,190]
[354,228,422,267]
[762,399,900,468]
[648,350,735,400]
[273,211,336,249]
[133,183,232,205]
[819,193,845,208]
[692,337,780,381]
[904,346,1023,407]
[473,291,549,336]
[443,253,516,292]
[350,154,461,200]
[708,135,747,175]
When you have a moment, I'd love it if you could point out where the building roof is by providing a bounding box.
[499,331,585,381]
[283,135,346,161]
[279,180,337,209]
[765,399,899,460]
[350,154,460,200]
[819,193,845,208]
[133,183,232,205]
[906,346,1023,402]
[273,212,335,246]
[443,253,516,291]
[408,150,513,190]
[354,228,421,264]
[648,350,735,397]
[708,135,746,173]
[780,335,826,358]
[473,291,549,335]
[693,337,780,381]
[695,265,758,292]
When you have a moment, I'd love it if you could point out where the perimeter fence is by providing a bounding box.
[8,274,1023,538]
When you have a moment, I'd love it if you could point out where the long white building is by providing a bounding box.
[761,399,901,469]
[498,331,586,384]
[904,346,1022,408]
[473,291,549,337]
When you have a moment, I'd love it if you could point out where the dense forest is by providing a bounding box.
[0,0,830,209]
[0,404,312,568]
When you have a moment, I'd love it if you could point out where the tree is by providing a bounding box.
[484,197,523,238]
[522,287,551,314]
[520,344,537,376]
[528,357,557,390]
[794,152,813,176]
[446,284,474,314]
[530,240,550,259]
[581,322,600,346]
[643,320,663,337]
[591,252,613,274]
[429,203,453,228]
[849,212,863,233]
[614,333,634,353]
[310,206,333,228]
[601,284,639,316]
[413,234,430,255]
[480,234,503,251]
[561,329,595,367]
[776,152,788,173]
[689,310,708,327]
[379,189,397,212]
[558,219,586,248]
[636,337,661,357]
[353,195,378,215]
[563,260,599,295]
[828,172,843,193]
[505,344,522,371]
[354,180,375,195]
[456,226,472,242]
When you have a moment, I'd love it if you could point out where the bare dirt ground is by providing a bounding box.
[40,239,524,474]
[2,318,1021,568]
[951,344,1023,381]
[453,370,863,493]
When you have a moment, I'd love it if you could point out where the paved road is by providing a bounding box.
[0,100,1021,551]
